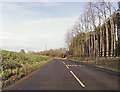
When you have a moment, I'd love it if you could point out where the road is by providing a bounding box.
[4,59,119,90]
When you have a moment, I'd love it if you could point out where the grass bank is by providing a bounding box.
[0,50,52,88]
[64,57,120,73]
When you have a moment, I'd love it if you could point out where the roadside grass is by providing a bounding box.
[64,57,120,73]
[0,50,52,88]
[52,57,65,59]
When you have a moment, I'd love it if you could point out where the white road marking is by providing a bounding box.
[65,65,69,69]
[62,61,69,69]
[62,61,85,87]
[66,65,82,67]
[62,61,66,65]
[70,71,85,88]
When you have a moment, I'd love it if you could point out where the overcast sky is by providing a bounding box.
[0,2,118,52]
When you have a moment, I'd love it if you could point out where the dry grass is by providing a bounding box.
[67,57,120,73]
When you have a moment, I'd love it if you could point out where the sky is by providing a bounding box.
[0,2,87,52]
[0,1,119,52]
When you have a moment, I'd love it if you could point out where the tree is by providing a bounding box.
[65,30,73,58]
[65,1,119,58]
[88,2,97,57]
[102,2,109,57]
[20,49,25,53]
[118,1,120,9]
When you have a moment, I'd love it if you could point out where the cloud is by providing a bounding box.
[1,17,77,51]
[1,2,85,52]
[3,2,64,12]
[3,3,22,11]
[1,0,118,2]
[41,2,64,6]
[2,3,41,16]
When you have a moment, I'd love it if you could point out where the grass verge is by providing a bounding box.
[0,50,52,88]
[63,57,120,73]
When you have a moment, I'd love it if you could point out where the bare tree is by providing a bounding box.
[20,49,25,53]
[88,2,97,57]
[103,2,109,57]
[65,1,119,58]
[108,2,116,56]
[65,30,73,58]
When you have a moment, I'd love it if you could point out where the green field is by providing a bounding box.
[0,50,51,88]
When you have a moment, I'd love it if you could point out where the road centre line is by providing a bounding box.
[62,61,85,88]
[62,61,66,65]
[65,65,69,69]
[70,71,85,88]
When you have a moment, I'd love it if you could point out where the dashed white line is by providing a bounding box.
[66,65,82,67]
[70,71,85,88]
[62,61,85,87]
[65,65,69,69]
[62,61,66,65]
[62,61,69,69]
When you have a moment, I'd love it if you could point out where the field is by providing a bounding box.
[0,50,51,88]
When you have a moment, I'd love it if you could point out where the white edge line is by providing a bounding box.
[70,71,85,88]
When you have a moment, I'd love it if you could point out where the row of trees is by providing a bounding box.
[30,48,66,57]
[65,2,120,58]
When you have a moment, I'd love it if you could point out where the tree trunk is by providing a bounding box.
[100,27,102,57]
[89,34,91,57]
[91,32,94,57]
[102,29,105,57]
[113,17,116,57]
[103,2,109,57]
[108,2,114,57]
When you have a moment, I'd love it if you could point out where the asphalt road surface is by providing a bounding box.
[4,59,119,90]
